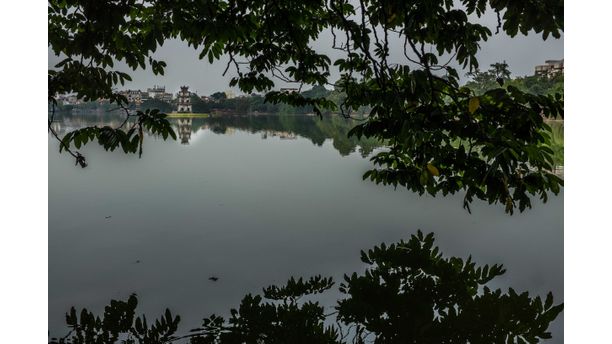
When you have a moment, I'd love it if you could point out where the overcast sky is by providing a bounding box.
[48,11,563,97]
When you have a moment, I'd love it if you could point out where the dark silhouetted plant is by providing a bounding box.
[50,232,562,344]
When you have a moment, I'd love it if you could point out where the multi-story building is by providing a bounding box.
[145,85,174,102]
[534,59,564,78]
[147,85,166,99]
[119,89,144,104]
[177,86,192,113]
[160,92,174,103]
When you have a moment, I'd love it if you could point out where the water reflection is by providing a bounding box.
[182,114,380,157]
[48,113,564,342]
[177,118,192,144]
[50,112,564,167]
[51,232,563,344]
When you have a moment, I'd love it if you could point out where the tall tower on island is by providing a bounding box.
[177,86,192,113]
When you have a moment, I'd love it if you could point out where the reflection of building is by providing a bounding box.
[200,123,235,135]
[57,94,82,105]
[177,86,192,113]
[535,59,564,78]
[177,118,192,144]
[260,130,297,140]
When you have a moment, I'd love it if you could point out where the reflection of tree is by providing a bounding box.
[50,232,563,344]
[51,113,136,136]
[51,114,563,167]
[52,113,384,156]
[201,115,384,157]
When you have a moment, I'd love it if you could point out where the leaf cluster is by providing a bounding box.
[58,109,176,160]
[50,294,181,344]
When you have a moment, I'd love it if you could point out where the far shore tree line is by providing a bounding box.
[53,85,365,116]
[54,64,563,117]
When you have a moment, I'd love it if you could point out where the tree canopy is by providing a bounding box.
[48,0,564,213]
[465,62,563,96]
[49,231,563,344]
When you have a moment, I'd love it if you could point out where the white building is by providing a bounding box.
[147,85,166,99]
[119,89,144,104]
[535,59,564,78]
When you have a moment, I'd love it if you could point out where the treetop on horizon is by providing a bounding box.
[48,0,564,214]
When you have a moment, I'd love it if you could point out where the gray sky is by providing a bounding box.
[48,12,563,97]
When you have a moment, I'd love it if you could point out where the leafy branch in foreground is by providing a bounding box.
[54,109,176,162]
[50,231,563,344]
[48,0,564,213]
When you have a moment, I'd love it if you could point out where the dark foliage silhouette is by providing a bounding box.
[50,232,562,344]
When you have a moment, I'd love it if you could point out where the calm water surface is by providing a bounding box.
[49,114,563,341]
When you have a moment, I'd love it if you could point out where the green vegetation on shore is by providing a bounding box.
[55,85,366,117]
[464,61,564,96]
[166,113,209,118]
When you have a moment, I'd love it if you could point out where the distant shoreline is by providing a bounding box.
[166,113,210,118]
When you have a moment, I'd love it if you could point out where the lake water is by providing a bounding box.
[49,114,563,342]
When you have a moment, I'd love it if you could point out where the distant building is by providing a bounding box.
[280,88,298,93]
[147,85,165,99]
[177,86,192,113]
[119,89,144,105]
[535,59,564,78]
[224,90,235,99]
[146,85,173,102]
[160,92,174,103]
